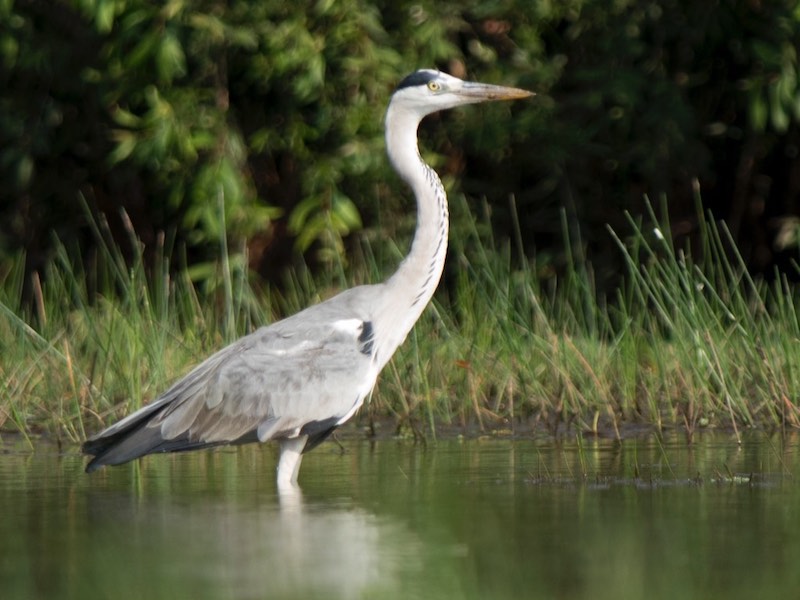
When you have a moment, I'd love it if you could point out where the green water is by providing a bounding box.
[2,432,799,599]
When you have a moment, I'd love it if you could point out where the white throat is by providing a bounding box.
[374,99,450,367]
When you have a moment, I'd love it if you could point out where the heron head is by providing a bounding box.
[391,69,533,117]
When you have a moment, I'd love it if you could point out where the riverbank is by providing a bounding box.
[3,200,800,444]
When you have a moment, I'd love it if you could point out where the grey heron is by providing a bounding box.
[83,69,532,488]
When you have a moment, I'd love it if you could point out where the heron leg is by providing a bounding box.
[277,435,308,489]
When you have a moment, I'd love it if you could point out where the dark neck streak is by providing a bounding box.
[376,104,451,367]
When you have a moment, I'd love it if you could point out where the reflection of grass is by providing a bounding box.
[3,192,800,444]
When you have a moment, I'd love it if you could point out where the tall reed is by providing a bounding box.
[2,194,800,445]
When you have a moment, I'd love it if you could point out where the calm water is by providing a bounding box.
[2,431,799,599]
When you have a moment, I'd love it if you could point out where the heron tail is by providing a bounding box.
[83,399,259,472]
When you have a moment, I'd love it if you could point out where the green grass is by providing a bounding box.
[3,194,800,447]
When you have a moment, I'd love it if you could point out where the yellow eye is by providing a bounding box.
[427,81,441,92]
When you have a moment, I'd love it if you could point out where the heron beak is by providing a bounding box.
[458,81,534,103]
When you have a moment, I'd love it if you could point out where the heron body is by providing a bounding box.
[83,70,532,488]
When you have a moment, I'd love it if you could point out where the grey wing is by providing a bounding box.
[156,318,377,443]
[83,314,377,470]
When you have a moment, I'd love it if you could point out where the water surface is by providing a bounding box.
[2,432,799,599]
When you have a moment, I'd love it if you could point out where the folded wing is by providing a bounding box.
[83,313,376,472]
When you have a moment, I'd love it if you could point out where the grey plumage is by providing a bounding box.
[83,70,532,487]
[85,286,381,474]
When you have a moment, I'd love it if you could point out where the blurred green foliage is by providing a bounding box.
[1,0,799,291]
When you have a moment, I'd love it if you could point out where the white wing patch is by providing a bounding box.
[331,318,365,337]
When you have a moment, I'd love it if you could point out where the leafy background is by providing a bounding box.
[2,0,800,296]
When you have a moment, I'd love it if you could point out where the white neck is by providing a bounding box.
[373,101,450,367]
